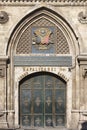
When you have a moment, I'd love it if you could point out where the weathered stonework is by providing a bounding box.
[0,1,87,130]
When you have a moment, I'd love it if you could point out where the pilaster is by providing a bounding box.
[77,55,87,130]
[0,56,8,128]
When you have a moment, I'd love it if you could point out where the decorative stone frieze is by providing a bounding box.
[1,0,87,6]
[1,0,87,2]
[0,11,9,24]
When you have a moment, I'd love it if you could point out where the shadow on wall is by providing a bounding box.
[81,122,87,130]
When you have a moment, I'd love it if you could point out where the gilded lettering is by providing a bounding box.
[54,68,56,71]
[41,68,43,71]
[48,68,50,71]
[30,68,32,71]
[23,67,25,71]
[51,68,53,71]
[44,68,46,71]
[23,67,57,72]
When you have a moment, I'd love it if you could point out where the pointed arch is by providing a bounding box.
[6,7,76,128]
[7,6,79,56]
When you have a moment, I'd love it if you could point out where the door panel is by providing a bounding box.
[55,90,65,113]
[34,90,43,113]
[19,72,66,127]
[56,115,65,126]
[34,115,43,127]
[22,115,31,126]
[45,89,52,113]
[21,89,31,114]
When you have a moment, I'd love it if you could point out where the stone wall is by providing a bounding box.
[0,1,87,129]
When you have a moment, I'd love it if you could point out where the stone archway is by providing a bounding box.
[6,6,79,129]
[14,68,72,129]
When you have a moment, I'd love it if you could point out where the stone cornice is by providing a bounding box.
[77,55,87,61]
[77,55,87,65]
[0,56,9,65]
[0,0,87,6]
[1,0,87,2]
[0,56,9,61]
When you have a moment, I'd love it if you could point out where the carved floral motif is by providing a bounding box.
[78,11,87,24]
[0,11,9,24]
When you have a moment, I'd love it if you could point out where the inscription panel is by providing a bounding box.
[14,56,72,66]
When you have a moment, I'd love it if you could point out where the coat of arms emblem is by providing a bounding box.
[32,27,54,51]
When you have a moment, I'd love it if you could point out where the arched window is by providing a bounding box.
[19,72,66,127]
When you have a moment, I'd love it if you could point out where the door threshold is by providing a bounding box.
[16,127,68,130]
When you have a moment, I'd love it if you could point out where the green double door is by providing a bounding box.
[19,72,66,127]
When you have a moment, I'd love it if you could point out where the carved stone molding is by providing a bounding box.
[1,0,87,6]
[77,55,87,65]
[82,68,87,78]
[77,55,87,78]
[0,112,5,117]
[0,56,8,63]
[0,56,9,77]
[1,0,87,2]
[0,67,5,78]
[78,11,87,24]
[0,11,9,24]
